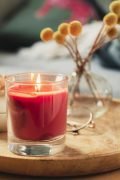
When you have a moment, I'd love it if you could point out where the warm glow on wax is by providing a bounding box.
[31,73,34,81]
[35,74,41,92]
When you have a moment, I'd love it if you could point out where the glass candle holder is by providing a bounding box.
[6,72,68,156]
[0,95,7,132]
[0,74,7,132]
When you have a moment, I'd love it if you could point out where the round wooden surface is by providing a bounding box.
[0,99,120,177]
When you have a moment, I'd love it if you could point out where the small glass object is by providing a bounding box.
[6,72,68,156]
[68,71,112,119]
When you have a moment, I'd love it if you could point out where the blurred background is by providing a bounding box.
[0,0,110,51]
[0,0,119,97]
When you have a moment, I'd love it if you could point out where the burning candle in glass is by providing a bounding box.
[6,72,68,156]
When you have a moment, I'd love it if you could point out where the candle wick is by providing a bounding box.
[37,89,39,92]
[35,87,40,94]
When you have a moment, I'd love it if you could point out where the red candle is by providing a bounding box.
[8,81,68,141]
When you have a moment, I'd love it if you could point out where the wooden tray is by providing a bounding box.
[0,99,120,177]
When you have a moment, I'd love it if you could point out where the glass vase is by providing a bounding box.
[68,71,112,119]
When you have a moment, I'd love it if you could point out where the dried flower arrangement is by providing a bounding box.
[40,0,120,107]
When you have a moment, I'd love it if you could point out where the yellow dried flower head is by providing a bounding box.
[109,1,120,15]
[53,31,65,44]
[58,23,69,36]
[40,28,53,41]
[69,20,82,36]
[107,26,118,38]
[103,12,118,26]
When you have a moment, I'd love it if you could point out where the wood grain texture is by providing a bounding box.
[0,99,120,177]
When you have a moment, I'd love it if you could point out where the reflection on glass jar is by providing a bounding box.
[0,75,7,132]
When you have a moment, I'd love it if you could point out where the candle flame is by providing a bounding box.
[35,74,41,92]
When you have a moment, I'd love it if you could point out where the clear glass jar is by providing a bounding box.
[68,71,112,119]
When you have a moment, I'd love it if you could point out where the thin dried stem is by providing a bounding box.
[64,43,76,61]
[92,35,106,53]
[65,39,83,66]
[88,24,105,57]
[64,39,76,55]
[82,24,105,67]
[71,36,83,62]
[84,72,105,105]
[78,25,106,70]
